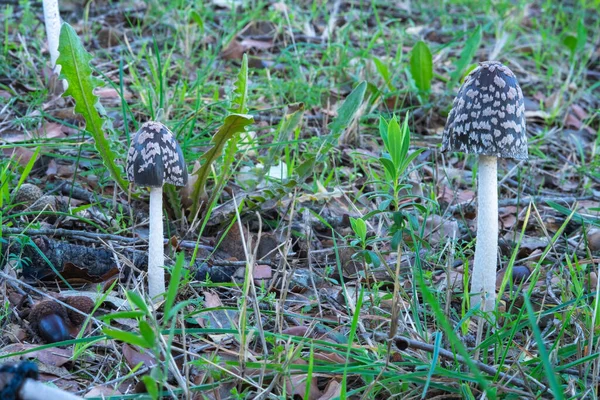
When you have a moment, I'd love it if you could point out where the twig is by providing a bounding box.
[2,227,213,251]
[446,195,593,214]
[53,182,139,218]
[373,333,548,393]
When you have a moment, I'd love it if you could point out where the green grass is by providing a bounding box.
[1,0,600,398]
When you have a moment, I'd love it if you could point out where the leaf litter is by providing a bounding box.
[0,0,599,399]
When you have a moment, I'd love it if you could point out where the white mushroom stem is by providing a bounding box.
[148,187,165,301]
[471,155,498,312]
[42,0,61,68]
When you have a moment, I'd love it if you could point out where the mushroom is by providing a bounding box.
[29,301,70,343]
[126,121,188,301]
[42,0,60,68]
[29,297,95,343]
[442,61,527,312]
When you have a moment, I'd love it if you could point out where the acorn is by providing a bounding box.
[29,300,70,343]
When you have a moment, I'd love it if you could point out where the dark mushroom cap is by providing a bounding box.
[29,300,70,343]
[126,121,188,187]
[442,61,528,160]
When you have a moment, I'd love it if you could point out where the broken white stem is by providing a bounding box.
[471,155,498,312]
[19,378,83,400]
[148,187,165,301]
[42,0,61,68]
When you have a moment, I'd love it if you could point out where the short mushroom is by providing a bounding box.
[29,300,70,343]
[442,61,527,312]
[126,121,188,301]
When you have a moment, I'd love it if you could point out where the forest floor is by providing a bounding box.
[1,0,600,399]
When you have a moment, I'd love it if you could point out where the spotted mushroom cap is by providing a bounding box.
[442,61,528,160]
[126,121,188,187]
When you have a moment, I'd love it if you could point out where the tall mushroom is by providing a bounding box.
[126,121,188,301]
[42,0,61,68]
[442,61,527,312]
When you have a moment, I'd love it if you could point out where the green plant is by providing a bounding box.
[448,26,482,89]
[101,253,192,398]
[409,40,433,99]
[56,23,128,192]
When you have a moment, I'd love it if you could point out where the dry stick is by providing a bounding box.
[386,334,547,393]
[2,227,213,251]
[446,195,593,214]
[53,182,139,218]
[0,271,102,327]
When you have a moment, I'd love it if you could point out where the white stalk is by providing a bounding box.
[20,378,83,400]
[148,187,165,301]
[42,0,61,68]
[471,155,498,312]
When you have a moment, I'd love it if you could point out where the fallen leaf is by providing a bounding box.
[85,387,122,398]
[317,380,341,400]
[285,359,322,400]
[122,343,157,369]
[2,147,37,167]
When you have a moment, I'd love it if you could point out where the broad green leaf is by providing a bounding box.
[449,26,482,87]
[230,54,249,114]
[56,23,128,191]
[576,18,587,54]
[190,113,254,215]
[379,157,397,182]
[328,81,367,137]
[378,116,389,150]
[387,117,404,171]
[268,103,305,165]
[142,375,159,399]
[98,311,147,320]
[373,57,393,91]
[103,327,152,348]
[400,113,411,167]
[295,155,315,179]
[139,320,156,347]
[350,217,367,244]
[163,252,185,321]
[126,290,150,316]
[410,41,433,92]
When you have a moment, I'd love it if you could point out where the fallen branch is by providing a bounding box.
[446,195,593,215]
[371,332,545,394]
[2,227,213,251]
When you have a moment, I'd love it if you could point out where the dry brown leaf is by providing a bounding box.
[2,147,37,167]
[282,326,310,337]
[85,387,122,398]
[1,344,73,366]
[434,268,465,292]
[253,264,272,281]
[239,38,274,50]
[285,360,322,400]
[420,215,459,245]
[35,122,68,139]
[220,39,245,60]
[317,380,342,400]
[122,343,157,369]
